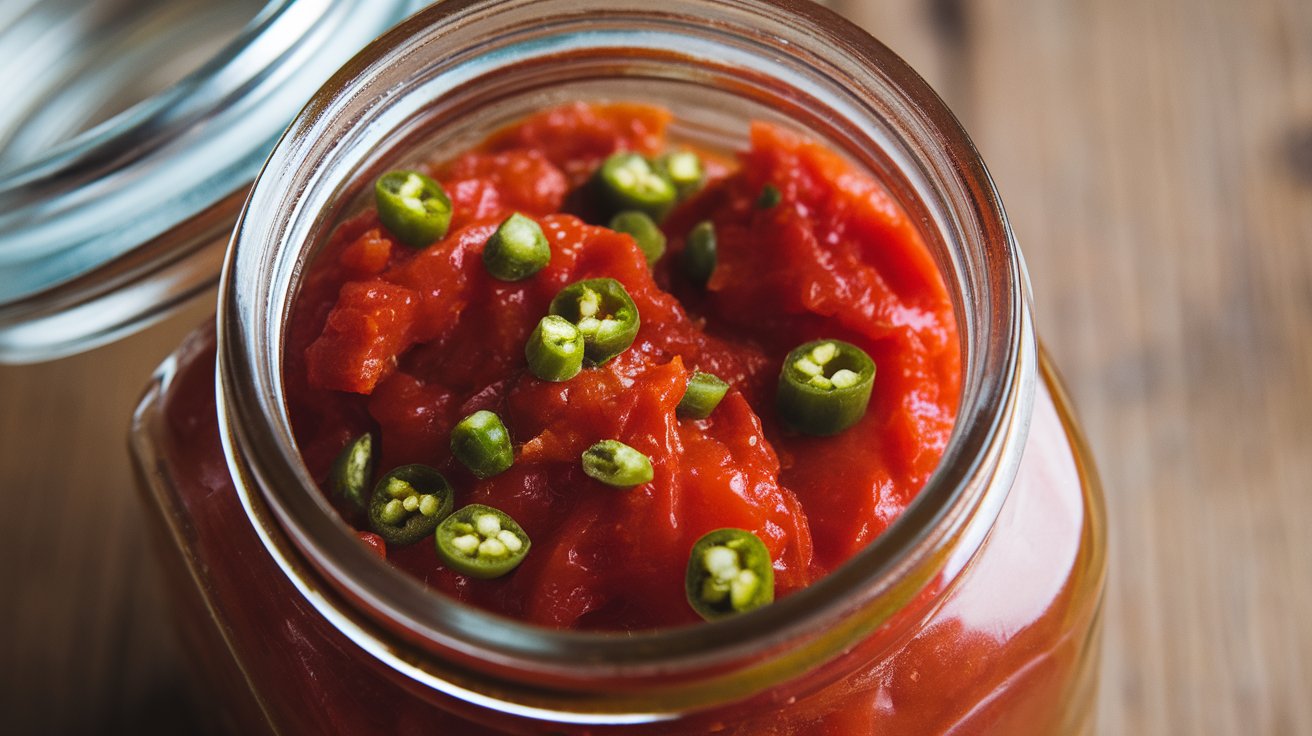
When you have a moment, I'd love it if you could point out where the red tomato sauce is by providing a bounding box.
[285,103,960,630]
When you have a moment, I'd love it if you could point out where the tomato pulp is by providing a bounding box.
[133,101,1104,735]
[139,329,1102,734]
[286,103,960,630]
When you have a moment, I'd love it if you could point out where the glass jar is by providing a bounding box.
[0,0,420,363]
[131,0,1107,733]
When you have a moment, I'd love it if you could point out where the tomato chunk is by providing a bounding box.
[290,103,959,630]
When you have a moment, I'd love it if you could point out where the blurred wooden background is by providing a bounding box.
[1,0,1309,732]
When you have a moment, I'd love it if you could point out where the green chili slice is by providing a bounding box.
[483,212,550,281]
[776,339,876,436]
[367,464,454,545]
[375,170,453,248]
[450,410,514,479]
[548,278,640,364]
[581,440,654,488]
[609,210,666,266]
[435,504,531,579]
[681,220,717,287]
[525,315,585,382]
[595,152,677,220]
[657,151,705,198]
[677,372,729,419]
[685,528,775,620]
[329,432,374,510]
[755,183,782,209]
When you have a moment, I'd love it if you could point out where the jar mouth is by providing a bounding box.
[0,0,420,363]
[219,0,1035,722]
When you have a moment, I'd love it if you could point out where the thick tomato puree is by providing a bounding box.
[286,103,960,630]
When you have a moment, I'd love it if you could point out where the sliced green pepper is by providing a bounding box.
[681,220,716,287]
[595,152,677,220]
[483,212,550,281]
[525,315,585,382]
[685,528,775,620]
[755,183,781,209]
[581,440,653,488]
[609,210,666,266]
[329,432,374,510]
[435,504,531,579]
[368,464,454,545]
[548,278,640,364]
[776,339,876,436]
[450,410,514,479]
[375,170,453,248]
[677,372,729,419]
[657,151,705,198]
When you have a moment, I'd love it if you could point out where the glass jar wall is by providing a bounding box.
[131,0,1106,732]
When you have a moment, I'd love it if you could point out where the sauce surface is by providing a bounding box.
[286,103,960,630]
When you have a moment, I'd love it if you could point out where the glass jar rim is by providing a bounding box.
[0,0,420,363]
[218,0,1036,722]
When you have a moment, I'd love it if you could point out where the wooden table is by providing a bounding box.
[1,1,1308,732]
[838,1,1312,732]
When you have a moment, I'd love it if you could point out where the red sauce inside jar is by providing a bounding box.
[285,102,960,630]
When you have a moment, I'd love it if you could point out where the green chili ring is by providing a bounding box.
[681,220,717,287]
[450,410,514,479]
[609,210,666,267]
[375,170,453,248]
[677,372,729,419]
[776,339,877,436]
[657,151,706,198]
[329,432,374,510]
[436,504,531,579]
[595,152,678,220]
[685,528,775,620]
[367,464,454,546]
[548,278,641,364]
[483,212,550,281]
[581,439,654,488]
[526,315,586,382]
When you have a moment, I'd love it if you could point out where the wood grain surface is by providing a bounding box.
[1,1,1309,733]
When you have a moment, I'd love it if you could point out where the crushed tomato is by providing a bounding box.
[286,103,960,630]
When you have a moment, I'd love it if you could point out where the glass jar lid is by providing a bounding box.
[0,0,421,363]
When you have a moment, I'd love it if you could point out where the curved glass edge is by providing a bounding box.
[127,330,1104,732]
[0,0,265,171]
[127,325,282,733]
[0,187,240,363]
[1038,347,1109,735]
[0,0,425,363]
[216,0,1034,719]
